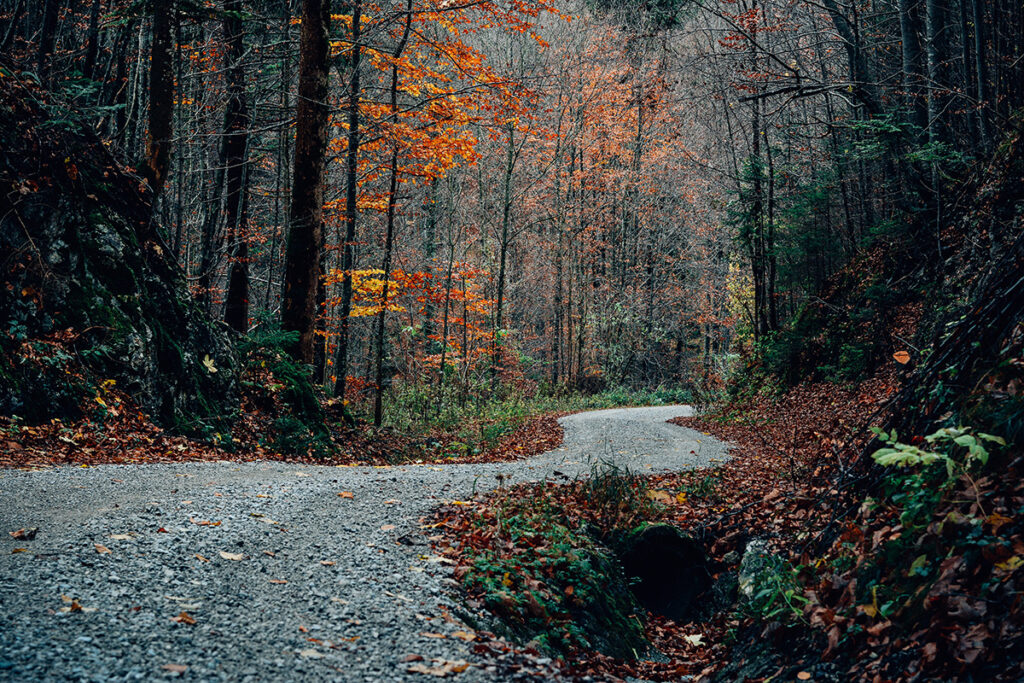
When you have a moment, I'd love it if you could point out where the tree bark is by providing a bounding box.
[142,0,174,202]
[282,0,332,364]
[373,0,413,426]
[332,0,362,397]
[222,0,252,333]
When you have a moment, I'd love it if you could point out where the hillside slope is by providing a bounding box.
[0,71,236,431]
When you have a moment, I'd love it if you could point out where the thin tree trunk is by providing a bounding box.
[332,0,362,397]
[373,0,413,426]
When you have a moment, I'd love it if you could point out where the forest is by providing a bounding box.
[1,0,1023,679]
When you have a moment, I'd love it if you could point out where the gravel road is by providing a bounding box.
[0,406,728,682]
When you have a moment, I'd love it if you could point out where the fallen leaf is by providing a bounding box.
[408,659,470,677]
[451,630,476,642]
[383,499,401,504]
[996,556,1024,572]
[194,554,209,562]
[320,560,336,566]
[298,648,323,659]
[94,543,111,554]
[202,354,218,373]
[404,654,425,662]
[893,350,911,364]
[683,634,704,646]
[171,611,196,625]
[646,490,675,505]
[11,548,27,553]
[381,524,397,532]
[419,632,446,639]
[108,534,134,541]
[219,551,244,561]
[269,579,288,584]
[797,673,812,681]
[9,527,38,540]
[190,517,221,527]
[161,664,188,673]
[338,491,354,499]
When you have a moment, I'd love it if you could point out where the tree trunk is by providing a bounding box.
[373,0,413,426]
[925,0,950,145]
[82,0,102,80]
[898,0,927,131]
[282,0,331,364]
[142,0,174,203]
[36,0,61,83]
[492,125,515,383]
[332,0,362,397]
[222,0,251,333]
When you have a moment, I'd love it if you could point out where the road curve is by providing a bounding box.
[0,406,728,682]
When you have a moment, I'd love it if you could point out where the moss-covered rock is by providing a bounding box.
[0,71,236,431]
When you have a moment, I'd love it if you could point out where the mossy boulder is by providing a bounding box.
[0,72,236,431]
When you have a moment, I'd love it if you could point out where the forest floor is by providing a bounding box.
[0,406,723,682]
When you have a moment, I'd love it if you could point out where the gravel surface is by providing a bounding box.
[0,406,729,682]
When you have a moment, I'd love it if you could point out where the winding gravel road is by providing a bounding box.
[0,406,729,682]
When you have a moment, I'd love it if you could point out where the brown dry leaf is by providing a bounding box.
[171,611,196,625]
[893,350,911,364]
[338,491,354,499]
[797,673,812,681]
[407,659,470,677]
[194,554,209,562]
[320,560,335,566]
[94,543,111,554]
[263,550,276,557]
[11,548,27,554]
[645,490,675,505]
[419,632,446,639]
[451,630,476,642]
[190,517,221,527]
[161,664,188,673]
[381,524,397,532]
[269,579,288,584]
[108,534,134,541]
[218,551,245,561]
[9,527,38,540]
[383,499,401,505]
[403,654,425,662]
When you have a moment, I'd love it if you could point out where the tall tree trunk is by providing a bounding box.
[373,0,413,426]
[82,0,102,80]
[492,125,515,383]
[142,0,174,203]
[332,0,362,397]
[282,0,331,364]
[36,0,61,84]
[972,0,990,149]
[898,0,927,131]
[222,0,252,333]
[925,0,950,145]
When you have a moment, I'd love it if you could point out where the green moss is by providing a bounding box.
[462,491,647,659]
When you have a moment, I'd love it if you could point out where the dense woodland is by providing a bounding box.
[2,0,1024,679]
[6,0,1020,425]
